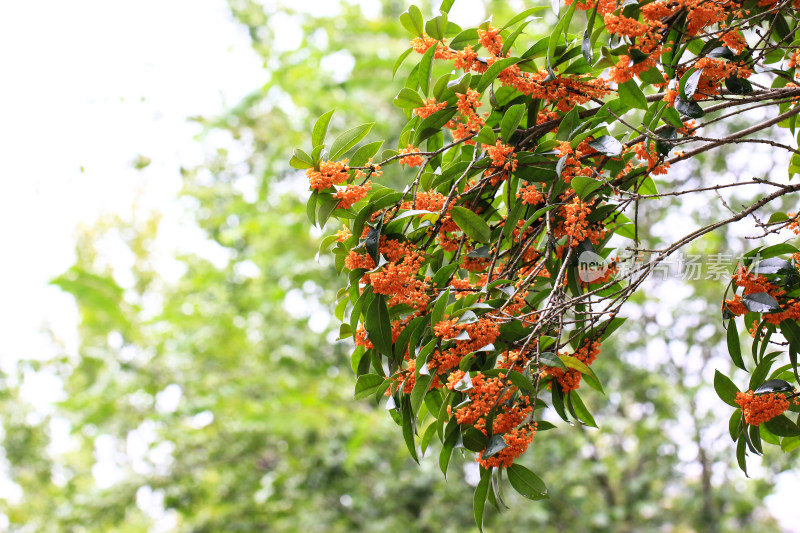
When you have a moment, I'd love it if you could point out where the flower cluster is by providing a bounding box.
[398,144,425,167]
[735,391,791,426]
[546,339,601,392]
[306,159,349,191]
[724,266,800,325]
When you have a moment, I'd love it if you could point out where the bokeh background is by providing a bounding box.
[1,0,799,531]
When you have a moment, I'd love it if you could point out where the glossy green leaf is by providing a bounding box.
[714,370,740,407]
[418,43,437,96]
[425,14,447,41]
[764,414,800,437]
[743,292,782,313]
[312,109,335,149]
[329,123,375,160]
[354,374,384,400]
[477,57,522,92]
[394,87,426,109]
[349,140,384,168]
[450,206,491,243]
[507,463,548,500]
[568,391,597,427]
[450,28,479,49]
[290,148,314,169]
[474,467,491,531]
[365,295,394,357]
[500,103,526,141]
[675,97,704,118]
[400,6,424,36]
[571,176,603,199]
[587,135,622,156]
[618,80,647,111]
[727,319,746,371]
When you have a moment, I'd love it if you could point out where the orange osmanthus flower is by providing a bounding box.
[735,391,791,425]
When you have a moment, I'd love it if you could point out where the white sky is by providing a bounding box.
[0,0,798,530]
[0,0,264,371]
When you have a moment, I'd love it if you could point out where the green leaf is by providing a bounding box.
[754,379,793,395]
[475,125,497,146]
[782,435,800,452]
[312,109,335,149]
[547,0,576,75]
[582,0,600,63]
[316,193,339,229]
[463,426,489,452]
[349,141,384,168]
[447,72,472,94]
[507,370,535,391]
[714,370,740,407]
[728,408,743,441]
[764,414,800,437]
[354,374,384,400]
[725,76,753,95]
[432,264,459,288]
[414,107,458,145]
[474,467,491,531]
[365,218,383,265]
[431,288,450,326]
[675,97,705,118]
[618,80,647,111]
[450,28,479,50]
[571,176,603,199]
[501,19,534,57]
[679,68,702,100]
[450,206,491,243]
[736,435,748,476]
[742,292,781,313]
[420,421,438,454]
[540,351,566,369]
[329,123,375,161]
[727,319,746,371]
[402,400,419,463]
[556,105,580,140]
[752,257,794,274]
[477,57,522,92]
[394,87,426,109]
[708,47,734,59]
[560,354,591,375]
[425,14,447,41]
[306,190,318,225]
[365,295,394,357]
[418,43,437,96]
[440,0,455,13]
[568,391,597,427]
[410,374,433,418]
[393,47,414,79]
[482,434,509,459]
[400,5,424,36]
[507,463,548,500]
[500,103,526,141]
[290,148,314,169]
[587,135,622,156]
[440,422,459,477]
[781,319,800,354]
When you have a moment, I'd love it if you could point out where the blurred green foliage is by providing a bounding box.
[0,1,789,531]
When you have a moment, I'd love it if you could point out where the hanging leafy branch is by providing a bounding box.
[293,0,800,527]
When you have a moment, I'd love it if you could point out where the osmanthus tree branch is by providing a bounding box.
[295,0,800,520]
[665,104,800,165]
